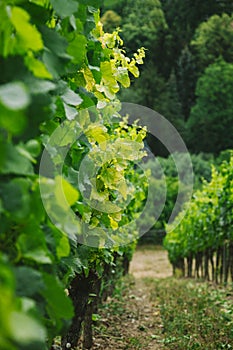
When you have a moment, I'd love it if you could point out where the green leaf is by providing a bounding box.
[115,67,130,88]
[50,0,78,18]
[16,144,36,164]
[16,227,52,264]
[25,53,52,79]
[25,139,41,157]
[113,139,144,161]
[101,167,122,189]
[49,120,78,147]
[40,26,69,59]
[55,175,80,207]
[10,6,43,51]
[0,143,34,175]
[109,215,118,230]
[128,61,139,78]
[86,124,108,144]
[0,104,27,135]
[0,178,31,221]
[61,88,83,106]
[118,179,128,199]
[24,78,55,95]
[42,50,66,78]
[79,1,101,9]
[10,312,46,345]
[63,102,78,120]
[30,181,46,223]
[42,273,74,320]
[92,313,101,321]
[67,34,87,65]
[100,61,119,93]
[15,267,44,297]
[56,232,70,259]
[0,82,30,110]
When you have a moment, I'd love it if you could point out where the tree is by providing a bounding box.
[120,0,168,58]
[161,0,233,65]
[101,0,126,16]
[187,60,233,154]
[191,13,233,72]
[176,46,198,121]
[101,10,121,33]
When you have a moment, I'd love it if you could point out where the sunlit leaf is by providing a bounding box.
[115,67,130,88]
[0,82,30,110]
[10,6,43,51]
[62,88,83,106]
[68,34,87,65]
[10,312,46,345]
[55,175,80,207]
[25,53,52,79]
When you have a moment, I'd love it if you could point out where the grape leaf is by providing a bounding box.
[42,273,74,320]
[67,34,87,65]
[16,226,52,264]
[0,82,30,110]
[50,0,78,18]
[10,6,43,51]
[15,267,44,297]
[0,143,34,175]
[10,312,46,345]
[62,88,83,106]
[55,175,80,207]
[0,178,31,221]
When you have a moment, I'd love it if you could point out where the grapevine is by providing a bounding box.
[164,153,233,282]
[0,1,146,349]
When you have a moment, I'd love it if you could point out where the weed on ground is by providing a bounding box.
[151,278,233,349]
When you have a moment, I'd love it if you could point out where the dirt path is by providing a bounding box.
[129,245,173,279]
[92,246,173,349]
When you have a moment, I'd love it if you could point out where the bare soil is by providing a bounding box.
[129,245,173,279]
[91,246,173,349]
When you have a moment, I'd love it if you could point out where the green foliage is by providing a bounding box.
[176,46,198,122]
[161,0,233,64]
[153,278,233,349]
[120,0,167,57]
[139,152,212,242]
[187,60,233,153]
[191,13,233,72]
[101,10,121,33]
[103,0,233,157]
[164,153,233,264]
[120,67,185,157]
[189,153,213,186]
[0,1,147,348]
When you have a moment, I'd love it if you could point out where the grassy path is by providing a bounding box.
[92,246,172,349]
[151,278,233,349]
[92,246,233,349]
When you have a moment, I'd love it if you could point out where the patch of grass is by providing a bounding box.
[136,244,165,252]
[128,337,143,348]
[150,278,233,349]
[93,275,162,349]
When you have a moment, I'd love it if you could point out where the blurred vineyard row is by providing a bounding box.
[164,153,233,283]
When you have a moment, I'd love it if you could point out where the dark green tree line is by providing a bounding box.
[101,0,233,155]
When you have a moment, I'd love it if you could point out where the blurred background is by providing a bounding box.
[100,0,233,243]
